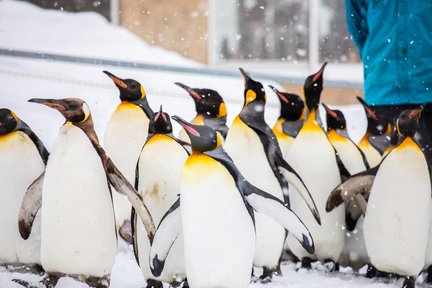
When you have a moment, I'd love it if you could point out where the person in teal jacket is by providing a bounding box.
[346,1,432,286]
[346,0,432,164]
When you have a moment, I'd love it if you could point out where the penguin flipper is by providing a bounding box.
[326,166,379,212]
[104,157,156,241]
[149,199,182,277]
[15,119,49,165]
[275,153,321,225]
[18,172,44,240]
[241,181,314,254]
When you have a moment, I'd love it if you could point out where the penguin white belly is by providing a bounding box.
[331,140,366,175]
[104,103,149,229]
[359,140,382,168]
[224,118,285,269]
[136,135,187,283]
[0,131,44,265]
[286,128,344,261]
[340,216,368,269]
[181,154,255,288]
[424,199,432,269]
[41,124,116,277]
[277,136,294,159]
[364,142,431,276]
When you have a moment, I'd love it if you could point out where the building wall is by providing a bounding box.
[119,0,209,64]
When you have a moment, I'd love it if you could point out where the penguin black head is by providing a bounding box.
[269,85,305,121]
[396,108,422,138]
[356,96,390,136]
[304,62,327,112]
[28,98,91,123]
[175,82,227,118]
[239,68,266,107]
[103,71,146,102]
[148,106,172,135]
[322,103,346,131]
[172,116,221,152]
[0,108,18,135]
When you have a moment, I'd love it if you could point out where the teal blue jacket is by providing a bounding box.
[346,0,432,105]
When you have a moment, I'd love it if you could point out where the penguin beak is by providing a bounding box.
[408,108,422,121]
[322,103,337,119]
[28,98,66,111]
[172,115,200,137]
[312,62,327,83]
[154,105,168,123]
[356,96,378,121]
[239,68,251,86]
[269,85,289,104]
[175,82,202,101]
[103,70,128,89]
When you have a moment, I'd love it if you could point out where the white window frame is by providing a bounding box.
[208,0,362,74]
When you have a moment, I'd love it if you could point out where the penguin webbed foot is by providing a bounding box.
[181,278,190,288]
[323,259,339,272]
[146,279,163,288]
[401,276,416,288]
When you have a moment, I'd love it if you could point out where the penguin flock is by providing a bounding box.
[0,64,431,288]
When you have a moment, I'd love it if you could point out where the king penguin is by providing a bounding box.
[223,68,319,280]
[175,82,228,144]
[148,116,314,288]
[0,109,48,268]
[322,103,369,269]
[17,98,155,288]
[285,63,345,268]
[356,96,391,167]
[103,71,154,241]
[268,85,305,157]
[133,107,188,288]
[327,108,430,288]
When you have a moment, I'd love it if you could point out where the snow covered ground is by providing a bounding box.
[0,1,408,287]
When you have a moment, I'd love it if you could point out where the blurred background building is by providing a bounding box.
[21,0,363,104]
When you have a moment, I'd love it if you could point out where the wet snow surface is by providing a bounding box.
[0,1,412,287]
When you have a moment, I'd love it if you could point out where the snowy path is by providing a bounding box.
[1,242,424,288]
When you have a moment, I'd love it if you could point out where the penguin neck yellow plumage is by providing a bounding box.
[191,114,205,126]
[302,110,322,133]
[273,118,290,141]
[0,130,19,142]
[395,137,422,153]
[146,134,175,146]
[115,101,143,112]
[327,129,348,144]
[358,132,372,149]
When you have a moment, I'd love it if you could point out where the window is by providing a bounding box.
[209,0,360,67]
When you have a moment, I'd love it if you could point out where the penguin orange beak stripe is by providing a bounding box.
[269,85,289,104]
[175,82,202,101]
[322,103,337,119]
[172,116,200,137]
[239,67,250,86]
[357,96,378,121]
[103,70,128,89]
[408,109,422,120]
[312,62,327,82]
[28,98,66,111]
